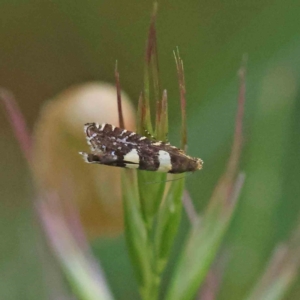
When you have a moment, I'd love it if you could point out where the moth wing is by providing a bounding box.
[79,151,139,169]
[151,142,186,155]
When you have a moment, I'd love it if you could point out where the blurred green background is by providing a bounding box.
[1,1,300,299]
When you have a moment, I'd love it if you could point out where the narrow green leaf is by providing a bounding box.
[137,172,167,227]
[123,171,167,300]
[154,176,185,274]
[245,220,300,300]
[138,2,168,227]
[38,200,114,300]
[244,247,297,300]
[165,174,245,300]
[122,170,153,290]
[166,61,247,300]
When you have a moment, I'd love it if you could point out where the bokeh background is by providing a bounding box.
[1,1,300,299]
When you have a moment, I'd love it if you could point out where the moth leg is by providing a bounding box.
[79,152,117,165]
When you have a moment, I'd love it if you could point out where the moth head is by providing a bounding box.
[183,156,203,173]
[79,151,98,163]
[195,158,203,171]
[84,123,99,137]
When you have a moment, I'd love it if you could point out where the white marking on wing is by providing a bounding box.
[139,136,147,140]
[99,123,105,131]
[157,150,172,172]
[120,129,127,136]
[153,142,161,146]
[87,133,97,141]
[123,149,139,164]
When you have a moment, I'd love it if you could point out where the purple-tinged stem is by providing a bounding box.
[182,190,198,226]
[115,61,125,129]
[149,4,161,109]
[155,89,168,141]
[226,57,246,182]
[209,58,246,206]
[0,88,32,163]
[145,2,158,65]
[198,250,230,300]
[198,270,220,300]
[143,2,159,135]
[137,91,144,135]
[38,197,113,300]
[174,49,187,151]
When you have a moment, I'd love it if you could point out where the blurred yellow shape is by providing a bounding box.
[32,82,135,238]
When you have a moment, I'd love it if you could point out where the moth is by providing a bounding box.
[79,123,203,173]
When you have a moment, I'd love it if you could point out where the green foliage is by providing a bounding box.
[122,7,186,298]
[121,6,245,300]
[2,2,300,300]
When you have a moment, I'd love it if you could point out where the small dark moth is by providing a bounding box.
[79,123,203,173]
